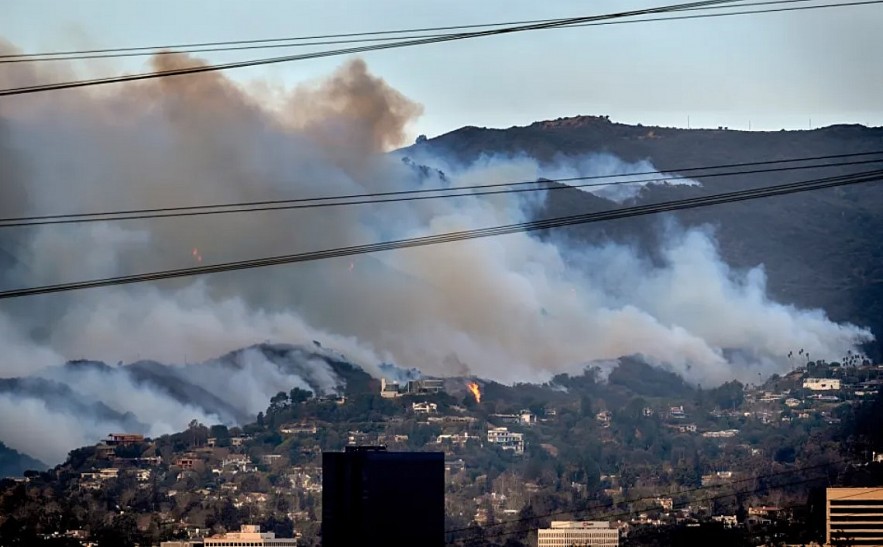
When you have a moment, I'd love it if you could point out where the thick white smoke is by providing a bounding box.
[0,45,872,463]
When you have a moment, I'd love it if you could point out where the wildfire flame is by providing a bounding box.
[467,382,481,404]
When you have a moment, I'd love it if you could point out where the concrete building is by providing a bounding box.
[165,525,296,546]
[380,377,401,398]
[519,409,537,425]
[406,378,445,395]
[827,487,883,546]
[322,446,444,547]
[412,401,438,414]
[106,433,145,445]
[487,427,525,454]
[538,521,619,547]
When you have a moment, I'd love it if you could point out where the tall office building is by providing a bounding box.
[827,487,883,546]
[322,446,445,547]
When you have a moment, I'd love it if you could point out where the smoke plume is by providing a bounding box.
[0,45,872,463]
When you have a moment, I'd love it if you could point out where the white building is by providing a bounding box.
[803,378,841,391]
[702,429,739,439]
[519,410,537,425]
[487,427,525,455]
[380,378,401,398]
[202,524,298,546]
[411,401,438,414]
[538,521,619,547]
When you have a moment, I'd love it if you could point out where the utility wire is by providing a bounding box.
[3,0,876,95]
[0,0,845,64]
[2,151,880,228]
[0,0,760,96]
[0,167,880,300]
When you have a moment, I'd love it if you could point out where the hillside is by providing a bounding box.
[0,343,375,466]
[1,356,881,546]
[405,118,883,357]
[0,442,45,478]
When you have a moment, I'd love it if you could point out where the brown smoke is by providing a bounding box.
[282,58,424,155]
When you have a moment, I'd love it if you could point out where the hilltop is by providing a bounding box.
[0,442,45,478]
[404,118,883,358]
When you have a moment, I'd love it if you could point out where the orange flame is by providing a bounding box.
[467,382,481,404]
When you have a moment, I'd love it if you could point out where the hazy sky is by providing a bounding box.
[4,0,883,139]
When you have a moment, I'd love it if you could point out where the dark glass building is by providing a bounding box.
[322,446,445,547]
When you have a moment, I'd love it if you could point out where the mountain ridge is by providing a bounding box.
[405,116,883,358]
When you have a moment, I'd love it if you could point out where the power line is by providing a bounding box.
[0,0,847,65]
[0,167,880,300]
[2,1,876,96]
[0,0,768,96]
[1,152,882,228]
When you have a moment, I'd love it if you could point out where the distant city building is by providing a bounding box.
[380,377,402,398]
[657,497,674,511]
[261,454,283,465]
[175,457,198,470]
[170,524,298,546]
[406,378,445,395]
[596,410,612,427]
[519,409,537,425]
[487,427,525,454]
[412,401,438,414]
[106,433,145,445]
[538,521,619,547]
[445,459,466,472]
[702,429,739,439]
[669,406,687,419]
[436,432,480,445]
[322,446,444,547]
[803,378,841,391]
[711,514,738,527]
[279,422,317,434]
[827,487,883,546]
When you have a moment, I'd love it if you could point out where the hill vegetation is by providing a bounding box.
[406,118,883,358]
[1,347,881,546]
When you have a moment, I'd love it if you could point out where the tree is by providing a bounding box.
[269,391,290,412]
[289,387,313,405]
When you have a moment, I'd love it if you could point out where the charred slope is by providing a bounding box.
[406,118,883,356]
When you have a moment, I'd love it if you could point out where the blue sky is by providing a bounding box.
[3,0,882,139]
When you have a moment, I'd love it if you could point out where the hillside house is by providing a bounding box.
[487,427,525,455]
[803,378,841,391]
